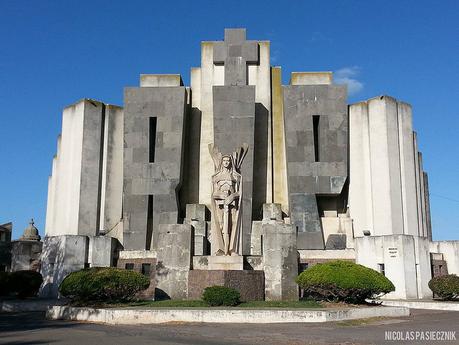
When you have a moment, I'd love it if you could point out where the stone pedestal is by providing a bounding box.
[11,240,42,272]
[208,255,243,270]
[188,270,264,301]
[263,223,299,301]
[155,224,193,300]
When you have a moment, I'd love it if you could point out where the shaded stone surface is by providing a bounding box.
[262,223,298,301]
[283,84,348,250]
[11,241,42,272]
[212,85,255,255]
[325,234,347,250]
[188,269,264,301]
[155,224,193,300]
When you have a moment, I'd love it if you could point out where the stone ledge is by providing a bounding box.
[1,299,66,312]
[381,300,459,311]
[46,306,409,324]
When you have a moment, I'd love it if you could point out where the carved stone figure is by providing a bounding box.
[209,143,248,256]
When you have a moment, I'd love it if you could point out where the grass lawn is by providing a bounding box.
[105,299,322,309]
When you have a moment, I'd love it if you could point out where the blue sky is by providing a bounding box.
[0,0,458,240]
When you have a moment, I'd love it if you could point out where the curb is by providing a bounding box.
[381,300,459,311]
[46,305,410,324]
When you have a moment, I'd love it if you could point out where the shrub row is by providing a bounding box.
[0,270,43,298]
[59,267,150,302]
[296,260,395,304]
[429,274,459,300]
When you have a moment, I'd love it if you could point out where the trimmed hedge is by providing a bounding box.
[0,270,43,298]
[296,260,395,304]
[429,274,459,300]
[9,270,43,298]
[0,271,10,296]
[59,267,150,302]
[202,286,241,306]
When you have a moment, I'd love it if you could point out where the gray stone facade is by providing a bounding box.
[262,223,298,301]
[123,87,187,250]
[40,28,446,302]
[155,224,193,299]
[213,86,255,254]
[283,84,348,249]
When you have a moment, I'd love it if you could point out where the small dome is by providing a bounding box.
[20,219,41,241]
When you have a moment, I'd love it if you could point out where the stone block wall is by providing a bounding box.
[123,86,187,250]
[11,241,43,271]
[188,270,264,301]
[155,224,193,299]
[262,223,298,301]
[283,84,348,250]
[212,85,255,254]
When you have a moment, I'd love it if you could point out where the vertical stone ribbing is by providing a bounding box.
[271,67,289,214]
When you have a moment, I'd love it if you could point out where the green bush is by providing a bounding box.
[296,260,395,304]
[429,274,459,300]
[202,286,241,306]
[59,267,150,302]
[8,270,43,298]
[0,271,10,296]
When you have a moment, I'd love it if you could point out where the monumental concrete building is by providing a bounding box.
[40,29,459,300]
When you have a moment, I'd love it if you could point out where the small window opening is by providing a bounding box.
[149,117,157,162]
[146,195,153,250]
[378,263,385,276]
[125,263,134,270]
[313,115,320,162]
[142,263,151,277]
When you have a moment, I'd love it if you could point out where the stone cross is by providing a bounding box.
[213,28,259,86]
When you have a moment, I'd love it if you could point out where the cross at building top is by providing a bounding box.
[213,28,259,86]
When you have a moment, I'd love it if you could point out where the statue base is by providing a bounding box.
[188,270,265,301]
[208,255,244,270]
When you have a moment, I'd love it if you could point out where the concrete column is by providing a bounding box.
[155,224,193,299]
[423,172,432,240]
[349,102,373,237]
[249,41,272,206]
[48,100,105,237]
[413,133,424,237]
[367,97,403,235]
[99,105,124,242]
[198,42,217,207]
[45,134,60,236]
[272,67,289,214]
[262,223,298,301]
[397,102,419,237]
[418,153,427,237]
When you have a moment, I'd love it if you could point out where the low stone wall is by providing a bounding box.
[46,305,410,324]
[1,299,66,312]
[188,270,264,301]
[381,300,459,311]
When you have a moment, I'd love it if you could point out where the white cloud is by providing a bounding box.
[334,66,364,96]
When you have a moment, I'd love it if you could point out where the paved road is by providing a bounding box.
[0,309,458,345]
